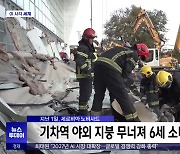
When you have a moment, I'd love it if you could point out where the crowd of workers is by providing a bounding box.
[74,28,180,122]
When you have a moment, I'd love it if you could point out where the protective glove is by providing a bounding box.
[141,99,147,105]
[166,107,176,114]
[133,90,141,97]
[158,111,175,122]
[164,111,175,122]
[160,104,176,114]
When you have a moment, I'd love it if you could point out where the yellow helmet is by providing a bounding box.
[140,65,153,78]
[156,71,173,88]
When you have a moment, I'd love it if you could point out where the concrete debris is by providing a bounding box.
[31,50,49,61]
[5,18,35,52]
[0,97,26,122]
[0,72,22,85]
[50,60,57,70]
[27,28,49,55]
[26,58,40,71]
[11,31,21,50]
[28,79,49,95]
[12,105,55,116]
[41,37,54,57]
[14,65,34,80]
[10,50,28,64]
[0,83,21,89]
[13,66,48,95]
[21,63,44,76]
[10,51,44,77]
[0,48,9,62]
[111,99,157,122]
[31,50,57,70]
[0,87,52,105]
[45,54,55,61]
[49,82,70,98]
[60,61,76,73]
[10,51,44,76]
[0,112,7,132]
[50,101,78,116]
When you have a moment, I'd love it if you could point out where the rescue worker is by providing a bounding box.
[75,28,97,115]
[90,43,149,122]
[140,65,161,120]
[59,51,69,64]
[156,70,180,121]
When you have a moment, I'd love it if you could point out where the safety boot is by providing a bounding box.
[90,110,101,116]
[78,104,89,116]
[78,109,89,116]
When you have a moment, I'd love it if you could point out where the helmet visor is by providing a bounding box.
[164,81,172,88]
[157,76,173,88]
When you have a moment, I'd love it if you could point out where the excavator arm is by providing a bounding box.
[106,41,123,50]
[133,9,147,33]
[174,25,180,51]
[133,9,164,50]
[109,41,123,48]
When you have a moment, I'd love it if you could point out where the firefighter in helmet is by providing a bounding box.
[75,28,97,115]
[156,70,180,121]
[90,43,149,122]
[140,65,162,120]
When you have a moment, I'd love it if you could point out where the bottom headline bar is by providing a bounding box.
[7,143,180,150]
[6,119,180,150]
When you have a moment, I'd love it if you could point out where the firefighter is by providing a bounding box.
[90,43,149,122]
[59,51,69,64]
[140,65,161,120]
[75,28,97,115]
[156,70,180,121]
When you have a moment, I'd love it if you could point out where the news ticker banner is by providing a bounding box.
[6,116,180,150]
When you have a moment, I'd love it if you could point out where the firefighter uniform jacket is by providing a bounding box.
[140,73,159,107]
[76,39,97,79]
[159,72,180,107]
[95,46,138,78]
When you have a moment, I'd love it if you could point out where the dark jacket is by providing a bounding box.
[125,74,141,97]
[95,46,138,78]
[159,72,180,107]
[75,39,96,79]
[140,73,159,107]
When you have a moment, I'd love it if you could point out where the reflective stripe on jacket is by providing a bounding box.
[95,46,138,76]
[75,39,96,79]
